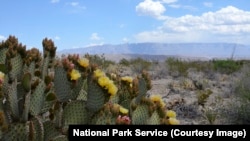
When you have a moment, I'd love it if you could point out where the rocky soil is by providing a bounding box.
[106,61,248,125]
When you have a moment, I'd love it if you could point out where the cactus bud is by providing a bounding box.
[22,73,31,92]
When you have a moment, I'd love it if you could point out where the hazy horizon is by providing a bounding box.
[1,0,250,51]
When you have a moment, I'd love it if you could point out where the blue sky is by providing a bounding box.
[0,0,250,51]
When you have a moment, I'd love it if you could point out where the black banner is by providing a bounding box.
[68,125,249,139]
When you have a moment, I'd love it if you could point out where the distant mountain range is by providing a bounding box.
[58,43,250,61]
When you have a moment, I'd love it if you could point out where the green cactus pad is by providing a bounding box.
[76,89,87,101]
[41,100,56,114]
[0,48,7,64]
[131,104,150,125]
[109,94,119,104]
[118,90,131,110]
[5,79,19,120]
[2,122,30,141]
[43,121,61,141]
[41,53,51,80]
[21,91,31,122]
[135,78,147,104]
[54,67,72,102]
[62,100,87,128]
[71,77,85,100]
[86,75,106,113]
[91,110,117,125]
[29,79,46,116]
[46,93,57,101]
[146,111,161,125]
[27,62,36,77]
[22,72,32,92]
[95,115,116,125]
[31,116,44,141]
[50,135,68,141]
[8,54,23,81]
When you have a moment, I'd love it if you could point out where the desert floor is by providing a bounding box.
[105,60,250,125]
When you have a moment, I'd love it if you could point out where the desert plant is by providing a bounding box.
[212,59,243,74]
[0,35,181,140]
[129,57,152,73]
[166,58,188,77]
[202,107,218,125]
[196,89,213,106]
[166,58,213,77]
[221,66,250,124]
[119,58,130,66]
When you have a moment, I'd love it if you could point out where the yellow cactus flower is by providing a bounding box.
[0,71,5,84]
[168,117,180,125]
[94,69,105,78]
[70,69,81,80]
[97,76,117,96]
[78,58,89,68]
[166,110,177,118]
[150,95,161,102]
[119,106,129,114]
[150,95,165,108]
[108,83,118,96]
[98,76,110,88]
[160,101,166,108]
[121,76,133,83]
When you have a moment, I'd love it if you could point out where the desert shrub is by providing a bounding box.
[212,59,243,74]
[196,89,213,106]
[219,64,250,124]
[86,54,115,69]
[219,99,250,124]
[165,58,189,77]
[202,107,218,125]
[129,57,152,73]
[150,62,169,79]
[165,58,212,77]
[119,58,130,66]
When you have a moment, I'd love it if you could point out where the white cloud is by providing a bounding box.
[168,4,197,11]
[160,0,178,4]
[50,0,60,4]
[55,36,60,40]
[84,43,104,48]
[68,2,85,9]
[168,4,180,8]
[122,37,129,43]
[70,2,79,7]
[0,35,6,41]
[134,6,250,44]
[203,2,213,8]
[66,2,86,13]
[90,33,102,40]
[136,0,167,20]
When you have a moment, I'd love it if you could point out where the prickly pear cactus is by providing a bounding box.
[131,103,150,125]
[54,66,72,102]
[0,35,181,141]
[62,100,88,128]
[2,122,30,141]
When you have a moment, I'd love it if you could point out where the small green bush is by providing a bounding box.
[212,59,243,74]
[119,58,130,66]
[165,58,212,77]
[129,57,152,73]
